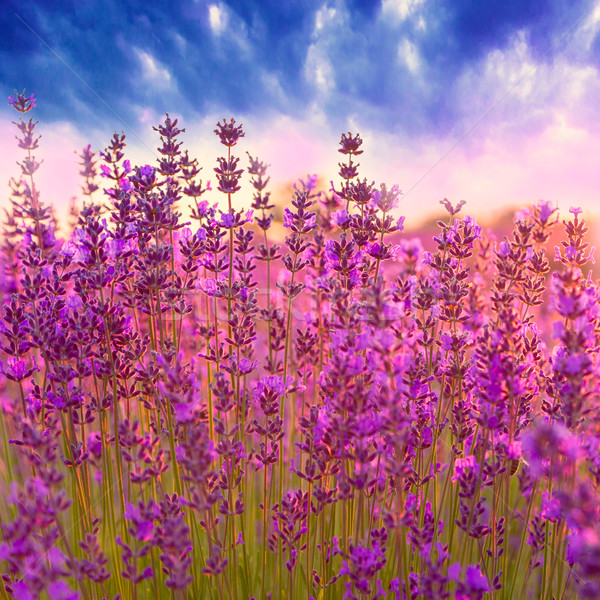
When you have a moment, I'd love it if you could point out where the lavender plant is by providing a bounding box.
[1,89,600,600]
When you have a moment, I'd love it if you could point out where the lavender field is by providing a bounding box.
[1,90,599,600]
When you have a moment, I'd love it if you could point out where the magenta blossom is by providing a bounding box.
[8,90,36,113]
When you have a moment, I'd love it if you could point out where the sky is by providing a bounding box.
[2,0,600,229]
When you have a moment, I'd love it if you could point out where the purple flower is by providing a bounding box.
[12,581,34,600]
[283,208,294,229]
[227,356,258,376]
[537,200,557,223]
[540,491,561,522]
[214,117,245,147]
[521,420,580,477]
[464,565,489,593]
[448,562,462,581]
[124,502,158,542]
[254,375,285,400]
[198,276,224,296]
[119,176,133,192]
[8,90,36,113]
[331,208,350,228]
[87,433,102,458]
[338,132,363,155]
[0,357,37,382]
[220,212,235,228]
[497,240,510,257]
[440,197,466,215]
[46,581,78,600]
[371,183,402,212]
[295,173,318,192]
[452,455,478,482]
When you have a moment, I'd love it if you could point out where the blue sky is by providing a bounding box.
[2,0,600,226]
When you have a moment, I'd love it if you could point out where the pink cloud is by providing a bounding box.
[2,108,600,240]
[356,113,600,228]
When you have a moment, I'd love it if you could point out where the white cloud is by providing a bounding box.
[315,5,338,32]
[481,32,533,100]
[173,32,187,54]
[207,4,252,56]
[580,1,600,47]
[303,3,350,96]
[452,29,600,138]
[304,43,335,94]
[381,0,427,22]
[133,48,174,90]
[398,39,420,73]
[570,0,600,57]
[208,4,227,35]
[260,71,288,105]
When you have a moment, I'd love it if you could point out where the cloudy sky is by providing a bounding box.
[2,0,600,227]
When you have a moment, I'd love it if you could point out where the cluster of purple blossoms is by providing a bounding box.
[1,91,600,600]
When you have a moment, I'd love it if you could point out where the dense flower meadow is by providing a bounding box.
[1,90,599,600]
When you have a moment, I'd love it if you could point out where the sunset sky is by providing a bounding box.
[2,0,600,228]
